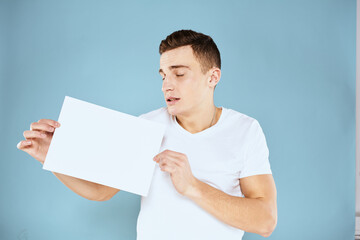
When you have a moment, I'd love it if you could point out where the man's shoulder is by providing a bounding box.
[224,107,266,141]
[224,107,258,127]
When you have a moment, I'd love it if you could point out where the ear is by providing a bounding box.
[208,67,221,89]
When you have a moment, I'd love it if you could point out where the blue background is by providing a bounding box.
[0,0,356,239]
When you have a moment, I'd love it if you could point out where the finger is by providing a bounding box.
[154,149,172,161]
[30,122,56,133]
[16,140,32,149]
[159,158,179,170]
[154,150,180,162]
[159,156,183,167]
[160,163,176,173]
[156,150,185,163]
[38,119,61,128]
[153,154,161,163]
[165,150,185,159]
[23,130,47,139]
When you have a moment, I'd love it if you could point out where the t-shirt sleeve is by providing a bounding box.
[239,119,272,179]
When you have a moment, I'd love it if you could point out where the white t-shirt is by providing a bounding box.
[136,106,272,240]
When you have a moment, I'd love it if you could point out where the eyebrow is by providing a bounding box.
[158,65,190,74]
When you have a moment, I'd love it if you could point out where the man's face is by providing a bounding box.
[159,45,211,116]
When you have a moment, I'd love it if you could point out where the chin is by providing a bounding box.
[166,105,179,116]
[166,106,176,116]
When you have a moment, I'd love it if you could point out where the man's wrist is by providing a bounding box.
[185,177,203,200]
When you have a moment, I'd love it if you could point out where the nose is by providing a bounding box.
[161,76,174,92]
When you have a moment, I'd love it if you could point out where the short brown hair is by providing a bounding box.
[159,29,221,75]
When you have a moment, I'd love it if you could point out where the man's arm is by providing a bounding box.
[187,174,277,237]
[153,150,277,237]
[40,162,120,201]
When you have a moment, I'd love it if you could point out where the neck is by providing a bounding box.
[174,101,221,134]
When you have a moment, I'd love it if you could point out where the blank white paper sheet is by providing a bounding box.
[42,96,166,197]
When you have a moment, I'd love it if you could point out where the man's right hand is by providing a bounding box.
[16,118,120,201]
[17,119,61,164]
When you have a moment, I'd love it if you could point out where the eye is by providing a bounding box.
[176,74,184,77]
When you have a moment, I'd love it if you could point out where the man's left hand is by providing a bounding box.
[153,149,199,197]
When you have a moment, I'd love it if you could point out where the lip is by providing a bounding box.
[166,96,180,101]
[166,98,180,105]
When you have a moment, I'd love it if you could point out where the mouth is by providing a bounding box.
[166,97,181,105]
[167,97,180,102]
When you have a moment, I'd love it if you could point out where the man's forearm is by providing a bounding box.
[41,162,106,201]
[186,179,276,237]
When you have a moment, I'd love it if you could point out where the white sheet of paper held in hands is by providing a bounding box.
[42,96,166,197]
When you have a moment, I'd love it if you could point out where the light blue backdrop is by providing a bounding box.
[1,0,356,239]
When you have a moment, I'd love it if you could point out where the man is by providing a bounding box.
[17,29,277,240]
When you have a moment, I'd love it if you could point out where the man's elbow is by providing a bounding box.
[88,193,113,202]
[94,194,113,201]
[261,230,273,238]
[90,186,120,201]
[94,197,111,201]
[261,215,277,237]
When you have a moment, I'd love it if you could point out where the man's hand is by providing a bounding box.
[17,119,61,164]
[153,149,199,197]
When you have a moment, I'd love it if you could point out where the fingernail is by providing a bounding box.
[26,141,31,144]
[56,122,60,127]
[49,127,54,131]
[41,133,47,137]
